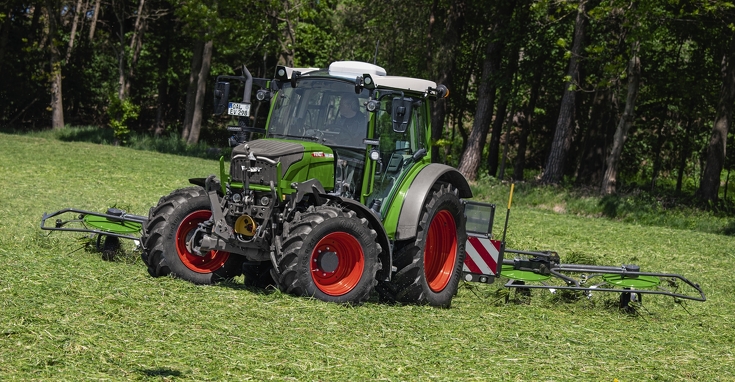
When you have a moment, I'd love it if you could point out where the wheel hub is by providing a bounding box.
[309,232,365,296]
[315,248,339,273]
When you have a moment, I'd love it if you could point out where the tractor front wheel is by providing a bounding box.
[141,186,243,284]
[276,205,381,304]
[376,184,466,308]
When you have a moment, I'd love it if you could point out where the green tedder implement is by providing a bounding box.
[42,61,705,309]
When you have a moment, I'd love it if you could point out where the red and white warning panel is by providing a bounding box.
[462,236,503,284]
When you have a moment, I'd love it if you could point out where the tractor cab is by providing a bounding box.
[214,61,447,217]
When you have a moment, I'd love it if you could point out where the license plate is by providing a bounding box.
[228,102,250,117]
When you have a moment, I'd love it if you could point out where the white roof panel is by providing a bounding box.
[329,61,387,76]
[372,76,437,93]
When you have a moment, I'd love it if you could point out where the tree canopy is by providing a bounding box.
[1,0,734,201]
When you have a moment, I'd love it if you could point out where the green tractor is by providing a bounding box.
[41,60,707,309]
[140,61,485,307]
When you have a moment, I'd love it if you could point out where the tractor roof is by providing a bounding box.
[276,61,438,95]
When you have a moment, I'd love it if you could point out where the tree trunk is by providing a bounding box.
[88,0,101,40]
[698,35,735,202]
[30,4,42,42]
[429,0,465,163]
[488,0,529,178]
[541,0,591,184]
[576,88,612,186]
[601,41,641,195]
[182,40,205,141]
[676,117,694,194]
[270,0,296,67]
[513,59,543,181]
[456,38,504,181]
[124,0,147,97]
[0,13,11,68]
[456,0,517,180]
[45,1,65,129]
[114,0,126,100]
[487,45,520,177]
[65,0,84,62]
[154,10,173,136]
[186,39,214,145]
[649,113,670,191]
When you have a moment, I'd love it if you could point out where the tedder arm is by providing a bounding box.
[460,185,706,308]
[499,249,706,304]
[41,207,146,241]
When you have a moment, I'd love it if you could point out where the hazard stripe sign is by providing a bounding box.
[463,236,501,276]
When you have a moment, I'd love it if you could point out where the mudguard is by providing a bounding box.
[394,164,472,240]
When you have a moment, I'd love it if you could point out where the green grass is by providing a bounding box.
[1,132,734,380]
[6,126,231,161]
[470,176,735,237]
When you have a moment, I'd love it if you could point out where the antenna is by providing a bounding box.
[373,39,380,65]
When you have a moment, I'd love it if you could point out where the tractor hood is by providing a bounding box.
[230,139,335,193]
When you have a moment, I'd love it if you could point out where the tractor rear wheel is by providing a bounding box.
[376,184,466,308]
[276,205,381,304]
[141,186,243,284]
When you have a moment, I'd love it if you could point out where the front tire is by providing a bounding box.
[376,184,466,308]
[141,186,243,284]
[276,205,381,304]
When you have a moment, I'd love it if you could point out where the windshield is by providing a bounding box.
[268,79,370,148]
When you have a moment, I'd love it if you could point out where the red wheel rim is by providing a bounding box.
[310,232,365,296]
[175,210,231,273]
[424,209,457,292]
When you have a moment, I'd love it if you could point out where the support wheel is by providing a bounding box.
[141,186,243,284]
[376,184,466,308]
[276,205,381,304]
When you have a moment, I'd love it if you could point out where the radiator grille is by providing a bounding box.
[230,157,278,185]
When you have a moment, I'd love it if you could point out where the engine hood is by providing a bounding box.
[230,139,335,193]
[232,139,334,158]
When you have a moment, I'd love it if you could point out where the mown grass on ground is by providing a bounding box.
[1,132,733,380]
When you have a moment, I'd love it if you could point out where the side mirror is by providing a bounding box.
[392,97,412,133]
[213,81,230,115]
[436,84,449,99]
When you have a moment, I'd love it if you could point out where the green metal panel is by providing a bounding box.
[219,156,227,194]
[83,214,142,234]
[500,265,552,282]
[279,143,335,194]
[602,274,661,289]
[380,158,431,239]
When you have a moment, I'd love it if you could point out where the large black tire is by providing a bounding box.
[376,184,467,308]
[141,186,243,284]
[276,205,381,304]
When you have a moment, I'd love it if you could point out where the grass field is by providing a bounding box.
[1,132,734,381]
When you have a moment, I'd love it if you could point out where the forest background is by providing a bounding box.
[2,0,735,206]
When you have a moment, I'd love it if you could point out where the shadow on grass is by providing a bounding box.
[724,220,735,236]
[600,194,622,218]
[1,126,231,161]
[56,126,117,144]
[138,368,183,378]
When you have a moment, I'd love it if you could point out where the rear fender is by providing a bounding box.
[394,164,472,241]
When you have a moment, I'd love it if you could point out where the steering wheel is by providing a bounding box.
[304,129,324,141]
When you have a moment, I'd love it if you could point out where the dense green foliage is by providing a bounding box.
[1,0,734,200]
[2,133,735,380]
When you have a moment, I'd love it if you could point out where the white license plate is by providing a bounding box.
[228,102,250,117]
